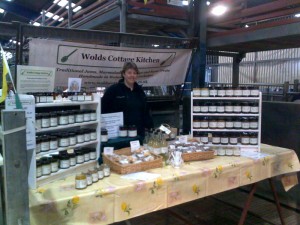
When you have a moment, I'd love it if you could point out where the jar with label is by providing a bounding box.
[193,117,201,128]
[249,87,259,97]
[75,173,87,190]
[200,87,209,97]
[241,102,251,113]
[90,129,97,140]
[50,157,59,173]
[249,133,258,145]
[233,87,242,97]
[69,132,77,146]
[233,102,242,113]
[220,133,229,145]
[36,160,42,178]
[193,88,201,97]
[233,147,241,156]
[217,147,226,156]
[49,136,58,150]
[47,92,54,103]
[200,102,209,113]
[83,148,90,162]
[77,92,85,101]
[83,109,91,122]
[36,137,42,153]
[208,102,217,113]
[76,130,85,143]
[83,129,91,142]
[97,165,104,180]
[119,126,128,137]
[225,102,233,113]
[199,132,209,144]
[193,102,201,113]
[69,153,77,166]
[241,132,250,145]
[249,117,258,129]
[33,93,40,103]
[225,86,233,97]
[58,111,69,125]
[103,164,111,177]
[85,92,93,101]
[229,133,239,145]
[59,154,70,169]
[200,117,209,128]
[217,87,226,97]
[209,86,217,97]
[41,157,51,176]
[49,112,58,127]
[90,110,97,121]
[90,168,99,183]
[212,132,221,144]
[226,147,234,156]
[75,150,85,164]
[217,117,226,129]
[241,117,250,129]
[36,113,42,129]
[101,129,108,142]
[89,148,97,160]
[209,117,218,129]
[40,136,50,152]
[59,133,70,147]
[225,117,234,129]
[216,102,225,113]
[68,111,75,124]
[250,102,259,114]
[39,93,47,103]
[85,170,93,186]
[41,113,50,128]
[233,117,242,129]
[242,86,250,97]
[128,125,137,137]
[75,110,84,123]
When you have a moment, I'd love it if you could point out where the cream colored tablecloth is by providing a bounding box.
[29,144,300,225]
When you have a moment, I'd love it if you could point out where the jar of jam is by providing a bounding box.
[233,147,241,156]
[76,130,85,143]
[216,102,225,113]
[90,110,97,121]
[208,102,217,113]
[49,136,58,150]
[226,147,234,156]
[75,173,87,190]
[119,126,128,137]
[233,117,242,129]
[40,135,50,152]
[50,157,59,173]
[77,92,85,101]
[69,153,76,166]
[229,133,239,145]
[220,133,229,145]
[85,170,93,186]
[97,165,104,180]
[75,150,84,164]
[199,132,209,144]
[39,93,47,103]
[249,87,259,97]
[101,129,108,142]
[49,112,58,127]
[69,132,77,146]
[83,148,90,162]
[225,117,234,129]
[233,103,242,113]
[193,117,201,128]
[233,87,242,97]
[249,133,258,145]
[41,157,51,175]
[36,113,42,129]
[217,87,225,97]
[103,164,111,177]
[68,111,75,124]
[89,148,97,160]
[75,110,84,123]
[217,117,226,129]
[241,117,250,129]
[225,86,233,97]
[200,117,209,128]
[59,133,70,147]
[58,111,69,125]
[250,102,259,114]
[83,129,91,142]
[199,87,209,97]
[242,86,250,97]
[36,136,42,154]
[83,109,91,122]
[209,117,218,129]
[241,132,250,145]
[224,102,233,113]
[59,154,70,169]
[200,102,209,113]
[128,125,137,137]
[218,147,226,156]
[91,168,99,183]
[36,160,42,178]
[193,88,201,97]
[193,102,201,113]
[209,86,217,97]
[85,92,93,101]
[212,132,221,144]
[41,113,50,128]
[90,129,97,140]
[241,102,251,113]
[249,117,258,129]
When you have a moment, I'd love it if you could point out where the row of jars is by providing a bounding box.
[36,109,97,129]
[193,86,260,97]
[193,117,259,130]
[193,101,259,114]
[213,147,241,156]
[28,92,94,103]
[194,132,258,145]
[36,129,97,153]
[75,164,111,190]
[36,148,97,178]
[101,125,138,143]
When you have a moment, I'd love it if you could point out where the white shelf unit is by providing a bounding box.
[29,93,101,189]
[191,92,262,152]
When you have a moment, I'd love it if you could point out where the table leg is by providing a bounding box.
[268,178,286,225]
[238,182,258,225]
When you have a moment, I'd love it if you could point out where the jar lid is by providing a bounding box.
[36,113,42,119]
[50,154,60,160]
[40,135,50,141]
[68,153,76,158]
[51,157,58,162]
[119,125,127,130]
[36,159,42,166]
[49,136,58,140]
[59,154,70,160]
[241,102,249,106]
[41,113,50,118]
[59,150,68,155]
[41,157,51,164]
[127,125,136,130]
[50,112,57,117]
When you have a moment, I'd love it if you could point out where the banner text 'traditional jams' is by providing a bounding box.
[29,39,192,89]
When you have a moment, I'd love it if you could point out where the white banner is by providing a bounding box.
[29,39,192,88]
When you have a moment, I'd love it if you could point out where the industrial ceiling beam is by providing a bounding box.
[127,14,189,26]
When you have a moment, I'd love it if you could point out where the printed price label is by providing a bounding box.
[103,147,114,155]
[178,135,188,144]
[159,125,171,134]
[130,140,141,152]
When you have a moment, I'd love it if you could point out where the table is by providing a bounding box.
[29,144,300,225]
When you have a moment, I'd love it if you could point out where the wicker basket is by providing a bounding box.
[182,150,214,162]
[102,147,163,174]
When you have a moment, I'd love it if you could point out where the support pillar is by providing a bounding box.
[232,53,245,87]
[120,0,126,33]
[68,0,73,28]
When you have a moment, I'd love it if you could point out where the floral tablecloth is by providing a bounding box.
[29,144,300,225]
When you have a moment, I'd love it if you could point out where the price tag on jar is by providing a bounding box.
[130,140,141,152]
[178,135,188,144]
[103,147,114,155]
[159,124,171,134]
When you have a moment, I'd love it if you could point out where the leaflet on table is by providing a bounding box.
[17,65,55,94]
[101,112,123,138]
[241,151,271,159]
[121,172,161,181]
[5,94,36,150]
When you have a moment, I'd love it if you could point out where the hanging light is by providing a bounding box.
[211,5,228,16]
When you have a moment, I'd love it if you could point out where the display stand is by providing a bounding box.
[29,93,101,189]
[191,92,262,153]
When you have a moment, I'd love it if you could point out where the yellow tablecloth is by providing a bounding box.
[29,144,300,225]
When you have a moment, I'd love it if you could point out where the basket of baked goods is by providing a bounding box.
[173,139,215,162]
[102,147,163,174]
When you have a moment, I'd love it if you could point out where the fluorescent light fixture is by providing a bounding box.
[53,15,59,20]
[58,17,64,22]
[182,0,188,6]
[206,1,210,6]
[73,6,82,12]
[9,39,12,42]
[0,8,4,13]
[245,24,249,28]
[33,22,41,26]
[5,52,12,60]
[295,13,300,17]
[211,5,227,16]
[152,44,159,47]
[13,40,16,44]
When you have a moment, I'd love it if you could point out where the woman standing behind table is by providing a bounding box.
[101,62,153,137]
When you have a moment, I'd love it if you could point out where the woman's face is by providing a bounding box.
[123,68,137,86]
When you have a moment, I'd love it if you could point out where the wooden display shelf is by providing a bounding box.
[36,120,99,133]
[192,113,259,116]
[192,129,259,132]
[36,100,98,107]
[192,97,260,100]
